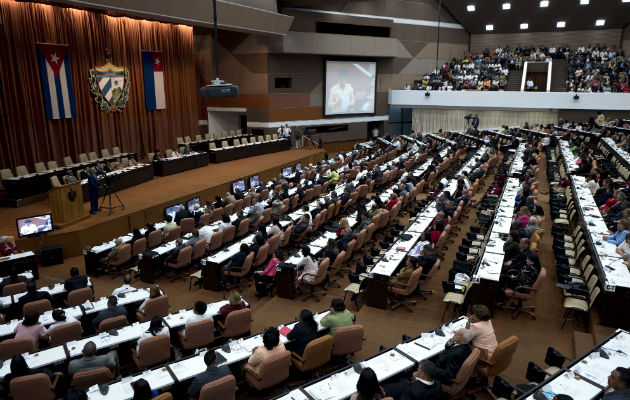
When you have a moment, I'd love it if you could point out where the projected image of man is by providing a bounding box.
[328,69,355,114]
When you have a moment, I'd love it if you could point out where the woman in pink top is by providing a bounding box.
[514,207,530,228]
[254,249,281,296]
[243,327,286,376]
[14,312,47,348]
[458,304,498,359]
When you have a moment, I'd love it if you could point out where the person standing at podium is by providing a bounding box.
[87,167,101,214]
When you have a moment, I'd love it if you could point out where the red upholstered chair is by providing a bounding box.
[180,218,195,234]
[200,374,237,400]
[72,367,114,390]
[225,252,254,289]
[0,338,34,360]
[23,299,52,316]
[2,282,26,296]
[165,226,182,242]
[131,238,147,257]
[131,334,171,369]
[332,325,364,357]
[221,225,236,244]
[147,230,163,249]
[9,373,59,400]
[244,350,291,391]
[217,308,251,339]
[179,319,215,350]
[165,246,193,281]
[136,295,169,322]
[388,267,423,312]
[67,287,94,307]
[208,231,223,252]
[299,258,329,302]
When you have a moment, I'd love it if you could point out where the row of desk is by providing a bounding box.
[2,153,136,199]
[364,145,485,308]
[0,285,144,339]
[518,329,630,400]
[152,152,209,176]
[209,139,290,163]
[79,164,154,202]
[86,306,322,400]
[276,316,469,400]
[0,251,38,280]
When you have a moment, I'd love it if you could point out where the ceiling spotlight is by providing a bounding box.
[540,0,549,6]
[502,2,511,9]
[467,4,476,11]
[520,23,529,29]
[623,0,630,3]
[556,21,566,28]
[595,19,605,26]
[486,24,494,31]
[580,0,589,4]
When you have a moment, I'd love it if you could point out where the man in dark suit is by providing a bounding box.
[87,167,101,214]
[64,267,89,293]
[434,330,473,385]
[384,360,442,400]
[92,296,128,328]
[17,281,54,312]
[174,205,192,225]
[340,187,352,206]
[186,350,232,398]
[166,238,189,263]
[232,210,247,228]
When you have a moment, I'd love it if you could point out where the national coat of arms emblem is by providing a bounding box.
[88,48,130,112]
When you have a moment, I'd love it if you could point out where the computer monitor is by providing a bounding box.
[187,197,200,211]
[249,175,260,189]
[282,167,292,177]
[16,214,53,237]
[232,180,246,194]
[165,203,184,220]
[295,163,302,172]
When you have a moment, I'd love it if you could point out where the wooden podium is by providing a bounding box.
[48,181,87,228]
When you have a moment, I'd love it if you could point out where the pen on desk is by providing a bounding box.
[414,342,430,350]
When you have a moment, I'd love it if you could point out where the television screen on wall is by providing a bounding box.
[324,60,377,116]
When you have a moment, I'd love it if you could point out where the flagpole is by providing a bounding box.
[213,0,220,80]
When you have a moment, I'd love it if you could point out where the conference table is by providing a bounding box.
[86,307,325,400]
[80,163,154,201]
[188,132,260,152]
[600,137,630,171]
[0,251,38,280]
[284,316,469,400]
[152,152,209,176]
[467,177,521,312]
[208,138,290,163]
[518,329,629,400]
[2,152,136,199]
[568,175,630,329]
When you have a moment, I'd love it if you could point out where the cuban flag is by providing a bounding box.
[142,51,166,110]
[36,43,77,120]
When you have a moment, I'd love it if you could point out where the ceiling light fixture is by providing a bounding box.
[595,19,605,26]
[540,0,549,6]
[580,0,589,4]
[467,4,476,11]
[502,2,511,10]
[622,0,630,3]
[486,24,494,31]
[520,23,529,29]
[556,21,566,28]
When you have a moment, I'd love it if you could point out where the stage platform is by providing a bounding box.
[1,148,325,258]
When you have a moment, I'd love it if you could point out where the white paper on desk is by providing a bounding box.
[120,377,134,398]
[83,300,94,310]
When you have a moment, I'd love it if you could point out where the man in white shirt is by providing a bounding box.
[162,215,177,239]
[371,127,379,138]
[526,79,534,90]
[186,301,213,326]
[111,274,134,296]
[278,124,291,138]
[198,221,213,246]
[19,219,39,236]
[328,70,355,114]
[586,174,600,195]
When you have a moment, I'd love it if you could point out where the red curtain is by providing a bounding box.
[0,0,198,171]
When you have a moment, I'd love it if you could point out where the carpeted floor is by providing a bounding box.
[26,147,616,399]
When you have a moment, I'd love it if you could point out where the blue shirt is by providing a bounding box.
[607,230,629,246]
